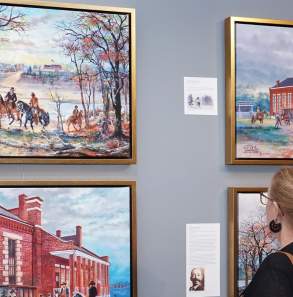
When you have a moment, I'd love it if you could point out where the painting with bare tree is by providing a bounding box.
[237,192,278,296]
[0,2,135,163]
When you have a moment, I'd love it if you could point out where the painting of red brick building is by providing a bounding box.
[269,78,293,115]
[0,184,132,297]
[0,194,111,297]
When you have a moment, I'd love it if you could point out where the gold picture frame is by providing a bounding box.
[228,187,270,297]
[226,16,293,165]
[0,180,137,297]
[0,0,136,164]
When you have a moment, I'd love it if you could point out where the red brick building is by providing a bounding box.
[269,78,293,115]
[0,194,110,297]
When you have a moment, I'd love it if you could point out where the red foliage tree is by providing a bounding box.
[59,12,129,138]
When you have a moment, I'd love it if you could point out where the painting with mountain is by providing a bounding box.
[227,18,293,162]
[0,2,135,163]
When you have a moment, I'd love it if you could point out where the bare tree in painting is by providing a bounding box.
[49,89,64,132]
[59,12,130,139]
[82,66,98,119]
[0,6,26,32]
[60,39,90,128]
[239,215,277,286]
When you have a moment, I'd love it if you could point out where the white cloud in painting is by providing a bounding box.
[0,186,131,282]
[236,23,293,87]
[238,192,266,224]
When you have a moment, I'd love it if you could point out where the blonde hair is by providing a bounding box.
[269,167,293,221]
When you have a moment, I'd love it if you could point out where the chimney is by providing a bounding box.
[76,226,82,247]
[56,230,62,237]
[276,80,280,87]
[18,194,28,221]
[26,196,43,225]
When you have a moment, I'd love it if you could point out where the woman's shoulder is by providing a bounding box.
[261,252,293,272]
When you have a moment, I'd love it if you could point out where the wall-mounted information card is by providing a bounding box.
[184,77,218,115]
[186,223,220,297]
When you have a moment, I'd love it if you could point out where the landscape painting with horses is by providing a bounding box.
[0,3,134,162]
[235,22,293,159]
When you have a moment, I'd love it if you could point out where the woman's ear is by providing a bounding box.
[272,201,282,218]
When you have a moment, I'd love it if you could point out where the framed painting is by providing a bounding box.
[226,16,293,164]
[0,0,136,164]
[228,187,279,297]
[0,180,137,297]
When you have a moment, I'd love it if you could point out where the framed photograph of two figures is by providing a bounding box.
[226,16,293,165]
[0,0,136,164]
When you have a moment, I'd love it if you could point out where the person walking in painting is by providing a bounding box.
[60,282,69,297]
[73,288,82,297]
[275,112,282,128]
[88,281,98,297]
[242,168,293,297]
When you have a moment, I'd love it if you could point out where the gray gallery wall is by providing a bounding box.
[3,0,293,296]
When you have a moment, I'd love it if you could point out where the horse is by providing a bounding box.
[251,111,264,124]
[67,110,83,132]
[0,95,20,125]
[16,100,35,130]
[38,109,50,129]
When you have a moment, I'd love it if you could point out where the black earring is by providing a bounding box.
[269,219,282,233]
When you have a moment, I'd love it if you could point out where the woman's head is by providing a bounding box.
[267,168,293,228]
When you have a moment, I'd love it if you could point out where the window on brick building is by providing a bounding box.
[56,272,60,288]
[8,239,16,284]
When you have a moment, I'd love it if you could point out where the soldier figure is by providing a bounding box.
[5,87,17,108]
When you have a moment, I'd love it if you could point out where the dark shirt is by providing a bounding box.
[89,286,97,297]
[243,242,293,297]
[5,92,17,103]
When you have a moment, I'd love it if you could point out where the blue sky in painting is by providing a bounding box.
[0,187,131,284]
[0,5,128,70]
[0,6,76,67]
[236,23,293,88]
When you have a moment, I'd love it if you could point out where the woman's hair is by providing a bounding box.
[270,167,293,222]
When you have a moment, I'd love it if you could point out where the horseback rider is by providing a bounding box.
[5,87,17,109]
[72,105,79,120]
[29,92,41,124]
[29,92,40,109]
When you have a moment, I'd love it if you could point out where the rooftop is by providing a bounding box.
[0,205,32,225]
[273,78,293,88]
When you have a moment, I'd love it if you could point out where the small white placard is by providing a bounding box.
[184,77,218,115]
[186,223,220,297]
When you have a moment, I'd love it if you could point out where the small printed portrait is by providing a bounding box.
[189,267,205,291]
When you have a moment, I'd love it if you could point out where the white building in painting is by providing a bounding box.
[236,101,255,118]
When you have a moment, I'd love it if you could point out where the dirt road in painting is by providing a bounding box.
[0,71,22,88]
